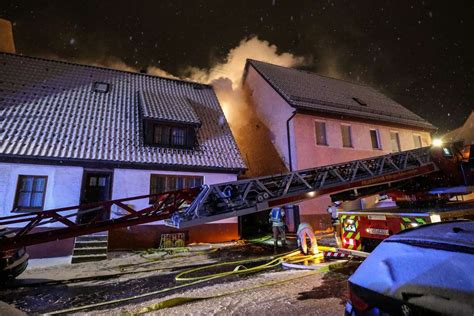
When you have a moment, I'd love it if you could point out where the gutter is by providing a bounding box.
[286,111,297,171]
[0,154,245,175]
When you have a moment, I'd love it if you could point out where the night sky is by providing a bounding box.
[1,0,472,133]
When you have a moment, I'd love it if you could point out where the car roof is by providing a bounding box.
[386,220,474,253]
[349,221,474,312]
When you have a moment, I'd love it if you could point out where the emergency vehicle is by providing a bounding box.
[339,201,474,252]
[336,142,473,252]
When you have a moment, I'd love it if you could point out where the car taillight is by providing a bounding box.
[349,287,369,311]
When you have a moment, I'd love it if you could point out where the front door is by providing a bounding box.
[77,171,112,224]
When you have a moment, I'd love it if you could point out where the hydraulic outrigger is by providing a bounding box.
[0,144,472,279]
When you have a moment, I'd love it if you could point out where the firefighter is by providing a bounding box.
[269,207,286,252]
[327,201,343,248]
[297,222,318,255]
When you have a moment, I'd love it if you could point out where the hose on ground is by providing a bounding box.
[43,246,337,315]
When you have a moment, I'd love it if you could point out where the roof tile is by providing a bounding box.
[139,90,201,125]
[0,53,245,171]
[247,59,435,130]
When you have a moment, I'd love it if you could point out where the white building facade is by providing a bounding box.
[0,52,245,257]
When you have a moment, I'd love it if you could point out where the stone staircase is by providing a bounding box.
[71,232,108,264]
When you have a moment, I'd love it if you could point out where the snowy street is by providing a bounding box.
[0,242,358,315]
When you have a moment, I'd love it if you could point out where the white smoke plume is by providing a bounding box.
[146,66,179,79]
[179,36,306,176]
[183,36,305,87]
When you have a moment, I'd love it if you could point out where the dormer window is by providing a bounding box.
[93,82,110,93]
[139,90,201,149]
[144,121,196,149]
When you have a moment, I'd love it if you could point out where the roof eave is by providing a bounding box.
[0,154,246,174]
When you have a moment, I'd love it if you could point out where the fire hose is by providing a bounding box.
[43,247,340,315]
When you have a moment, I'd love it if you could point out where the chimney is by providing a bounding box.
[0,18,16,54]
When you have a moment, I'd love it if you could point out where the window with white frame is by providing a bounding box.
[370,129,381,149]
[341,124,353,148]
[314,121,328,145]
[413,134,422,148]
[390,131,401,152]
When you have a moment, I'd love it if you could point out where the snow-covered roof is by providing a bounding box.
[245,59,435,130]
[0,52,245,172]
[139,90,201,126]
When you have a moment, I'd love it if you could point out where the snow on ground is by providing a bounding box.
[17,243,237,284]
[26,256,72,269]
[2,238,351,315]
[98,267,345,316]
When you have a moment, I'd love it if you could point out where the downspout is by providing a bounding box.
[286,110,299,231]
[286,111,297,171]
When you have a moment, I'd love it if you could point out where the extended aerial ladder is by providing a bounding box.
[0,144,471,278]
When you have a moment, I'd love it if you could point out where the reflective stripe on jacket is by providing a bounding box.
[270,208,285,227]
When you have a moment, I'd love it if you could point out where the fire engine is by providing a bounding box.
[338,201,474,252]
[1,142,473,279]
[335,142,473,252]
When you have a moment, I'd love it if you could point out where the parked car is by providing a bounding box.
[0,226,29,281]
[345,220,474,316]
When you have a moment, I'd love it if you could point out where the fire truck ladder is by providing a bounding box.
[167,146,437,228]
[0,146,437,251]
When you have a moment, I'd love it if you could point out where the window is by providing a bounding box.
[150,175,203,203]
[14,175,47,211]
[390,132,401,152]
[171,127,185,146]
[315,121,328,145]
[341,125,353,148]
[92,82,110,93]
[89,176,107,187]
[413,134,422,148]
[144,121,196,149]
[370,129,381,149]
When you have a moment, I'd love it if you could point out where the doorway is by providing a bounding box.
[239,205,300,238]
[77,171,113,224]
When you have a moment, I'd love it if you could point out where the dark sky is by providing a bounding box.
[1,0,472,133]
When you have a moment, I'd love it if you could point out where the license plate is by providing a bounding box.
[366,228,389,236]
[368,215,386,221]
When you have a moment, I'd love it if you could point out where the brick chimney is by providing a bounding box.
[0,18,16,53]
